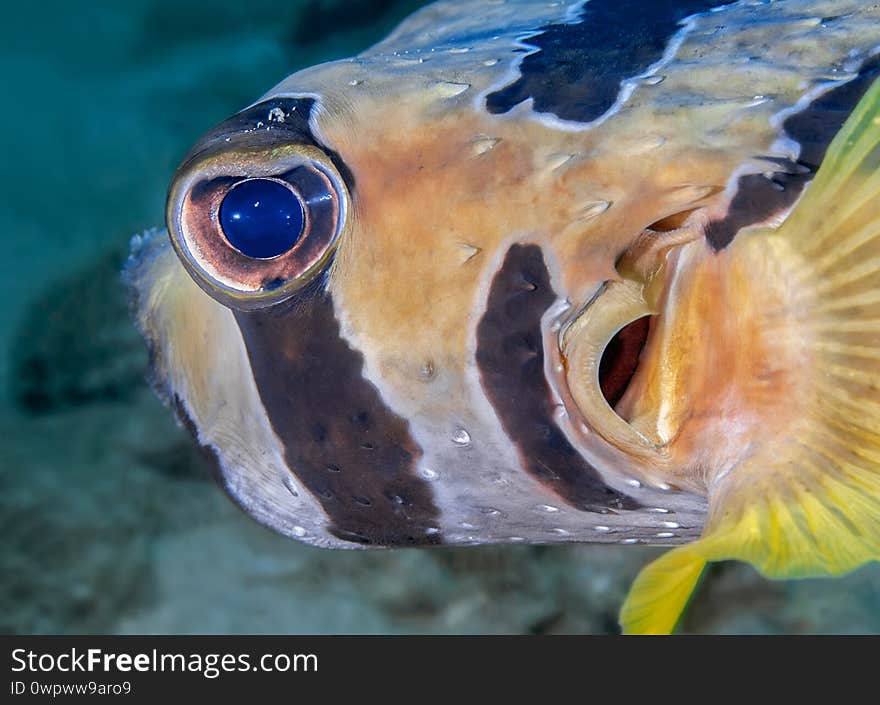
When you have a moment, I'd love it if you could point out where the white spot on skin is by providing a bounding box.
[621,538,640,544]
[419,359,436,380]
[420,467,439,480]
[292,526,307,537]
[471,135,501,156]
[622,134,666,155]
[638,74,666,86]
[545,152,576,171]
[574,199,612,222]
[594,525,612,532]
[267,107,286,123]
[282,477,299,498]
[457,242,482,263]
[431,81,471,98]
[656,532,676,538]
[451,428,471,445]
[536,504,560,513]
[662,521,681,529]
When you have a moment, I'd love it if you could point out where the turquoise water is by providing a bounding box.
[2,0,879,634]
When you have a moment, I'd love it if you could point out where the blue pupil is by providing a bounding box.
[219,179,304,259]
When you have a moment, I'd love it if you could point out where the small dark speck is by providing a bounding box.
[528,611,565,635]
[419,359,436,381]
[336,530,371,544]
[263,277,286,291]
[349,410,370,430]
[600,613,622,635]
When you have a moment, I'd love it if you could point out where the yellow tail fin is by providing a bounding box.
[621,74,880,634]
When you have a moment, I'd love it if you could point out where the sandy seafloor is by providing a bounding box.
[1,0,878,635]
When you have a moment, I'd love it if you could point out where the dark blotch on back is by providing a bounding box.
[485,0,733,123]
[234,286,441,546]
[476,244,639,512]
[706,54,880,250]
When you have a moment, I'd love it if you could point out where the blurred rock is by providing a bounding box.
[115,513,657,635]
[10,249,147,414]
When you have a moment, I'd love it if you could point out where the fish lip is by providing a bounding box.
[546,226,707,490]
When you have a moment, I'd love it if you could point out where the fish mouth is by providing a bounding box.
[598,315,652,412]
[557,224,704,487]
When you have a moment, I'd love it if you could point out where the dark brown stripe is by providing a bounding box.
[706,54,880,250]
[476,244,639,512]
[234,285,441,546]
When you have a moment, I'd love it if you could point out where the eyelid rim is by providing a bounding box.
[166,143,350,311]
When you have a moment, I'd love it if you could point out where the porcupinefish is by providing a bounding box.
[127,0,880,634]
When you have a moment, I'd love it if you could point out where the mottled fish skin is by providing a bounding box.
[129,0,880,549]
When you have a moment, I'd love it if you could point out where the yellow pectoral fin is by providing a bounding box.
[620,546,706,635]
[622,457,880,635]
[721,72,880,581]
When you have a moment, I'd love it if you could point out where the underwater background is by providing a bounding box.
[2,0,879,634]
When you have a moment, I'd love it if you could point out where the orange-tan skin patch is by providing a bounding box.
[319,97,751,428]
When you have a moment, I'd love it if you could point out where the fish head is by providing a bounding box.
[143,30,724,548]
[130,1,880,637]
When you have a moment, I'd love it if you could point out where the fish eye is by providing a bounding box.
[166,138,348,311]
[219,178,305,259]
